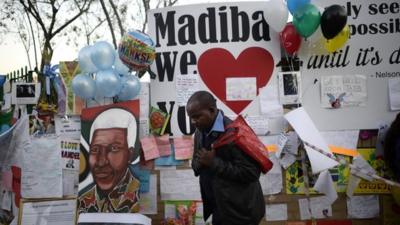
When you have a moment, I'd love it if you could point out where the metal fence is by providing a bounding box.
[6,66,34,83]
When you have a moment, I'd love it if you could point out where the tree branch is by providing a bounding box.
[51,0,91,38]
[108,0,124,36]
[19,0,48,37]
[99,0,117,48]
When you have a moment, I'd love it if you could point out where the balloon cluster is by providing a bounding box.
[279,0,349,54]
[72,30,155,101]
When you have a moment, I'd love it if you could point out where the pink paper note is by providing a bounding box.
[174,136,193,160]
[155,134,171,156]
[140,136,160,161]
[1,170,13,191]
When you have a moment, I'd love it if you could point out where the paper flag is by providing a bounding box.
[284,107,338,174]
[351,155,376,181]
[313,170,338,204]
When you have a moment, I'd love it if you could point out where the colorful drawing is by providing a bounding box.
[163,201,200,225]
[327,92,346,108]
[286,154,350,194]
[354,148,394,194]
[59,61,84,114]
[78,100,141,213]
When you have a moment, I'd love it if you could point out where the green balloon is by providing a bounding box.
[293,4,321,38]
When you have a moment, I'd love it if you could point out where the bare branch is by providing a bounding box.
[99,0,117,48]
[51,0,92,38]
[108,0,124,36]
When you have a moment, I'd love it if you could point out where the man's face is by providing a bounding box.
[89,128,132,193]
[186,101,216,131]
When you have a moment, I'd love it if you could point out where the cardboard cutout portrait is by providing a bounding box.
[78,100,141,213]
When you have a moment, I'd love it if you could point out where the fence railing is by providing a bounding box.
[6,66,34,83]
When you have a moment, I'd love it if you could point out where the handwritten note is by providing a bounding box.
[160,169,201,200]
[259,85,283,117]
[321,130,359,150]
[155,143,184,167]
[173,136,193,160]
[276,133,288,158]
[176,74,201,106]
[140,136,160,160]
[321,75,367,108]
[388,78,400,111]
[244,116,269,135]
[22,135,63,198]
[226,77,257,101]
[155,135,171,156]
[137,82,150,117]
[139,119,150,138]
[259,154,282,195]
[265,203,287,221]
[54,115,81,140]
[347,195,379,219]
[298,196,332,220]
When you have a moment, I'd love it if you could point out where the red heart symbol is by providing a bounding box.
[198,47,274,114]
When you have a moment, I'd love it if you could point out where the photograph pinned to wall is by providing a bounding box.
[11,83,41,105]
[320,75,367,109]
[28,113,56,136]
[278,72,302,105]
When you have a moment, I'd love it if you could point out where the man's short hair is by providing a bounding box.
[89,108,137,149]
[187,90,217,109]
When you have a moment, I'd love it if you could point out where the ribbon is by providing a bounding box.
[43,64,59,95]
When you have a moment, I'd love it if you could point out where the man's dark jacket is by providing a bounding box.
[192,114,265,225]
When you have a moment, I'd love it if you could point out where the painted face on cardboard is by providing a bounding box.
[89,128,133,193]
[186,101,217,132]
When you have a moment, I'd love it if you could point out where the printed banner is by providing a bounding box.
[148,2,280,137]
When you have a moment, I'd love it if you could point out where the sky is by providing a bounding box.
[0,0,291,75]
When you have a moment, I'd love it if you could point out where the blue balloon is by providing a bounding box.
[287,0,310,15]
[78,46,98,73]
[91,41,116,70]
[129,30,154,46]
[72,73,96,99]
[95,69,122,97]
[114,51,130,76]
[117,75,141,101]
[0,124,10,134]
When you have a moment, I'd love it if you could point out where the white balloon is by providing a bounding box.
[265,0,289,33]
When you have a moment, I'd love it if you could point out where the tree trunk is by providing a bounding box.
[40,40,53,71]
